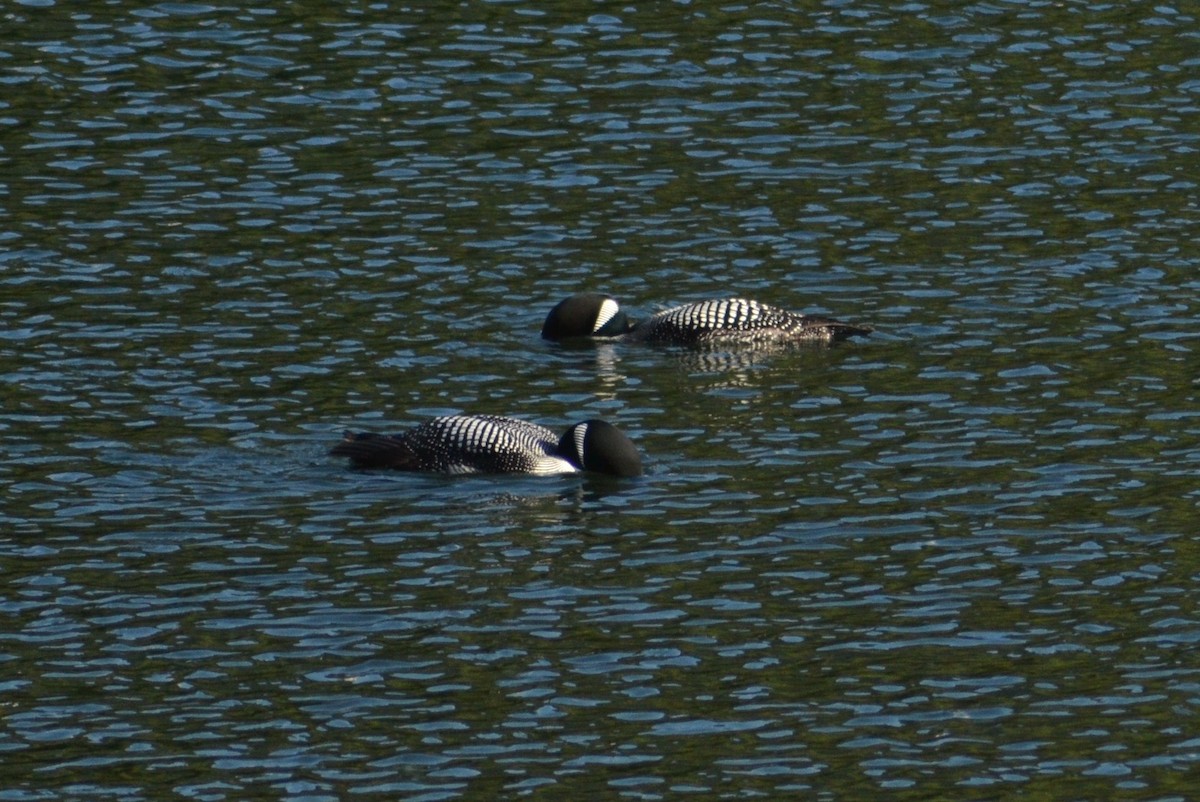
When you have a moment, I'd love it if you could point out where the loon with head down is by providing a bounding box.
[541,293,872,346]
[331,414,642,477]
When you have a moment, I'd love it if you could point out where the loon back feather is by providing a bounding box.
[631,298,872,345]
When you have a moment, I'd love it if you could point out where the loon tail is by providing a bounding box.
[330,431,416,469]
[807,317,873,343]
[829,321,874,342]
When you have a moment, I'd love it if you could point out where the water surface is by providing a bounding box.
[3,1,1199,799]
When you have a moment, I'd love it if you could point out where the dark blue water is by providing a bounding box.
[3,1,1199,799]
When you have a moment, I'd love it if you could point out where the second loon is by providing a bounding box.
[541,293,872,346]
[331,414,643,477]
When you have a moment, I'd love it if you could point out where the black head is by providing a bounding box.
[559,419,643,477]
[541,293,633,340]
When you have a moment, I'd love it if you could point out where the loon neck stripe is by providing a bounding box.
[593,298,620,333]
[572,422,589,467]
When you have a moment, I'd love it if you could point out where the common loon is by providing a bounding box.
[541,293,872,345]
[331,414,642,477]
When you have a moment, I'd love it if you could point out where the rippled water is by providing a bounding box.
[3,1,1199,799]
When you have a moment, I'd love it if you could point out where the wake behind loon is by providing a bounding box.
[331,414,642,477]
[541,293,872,346]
